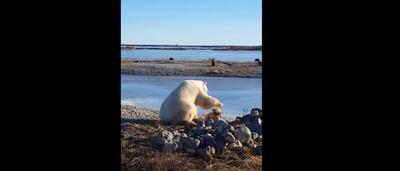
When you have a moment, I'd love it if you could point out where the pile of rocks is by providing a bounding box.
[154,108,263,159]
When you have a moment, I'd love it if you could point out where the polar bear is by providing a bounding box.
[160,80,223,125]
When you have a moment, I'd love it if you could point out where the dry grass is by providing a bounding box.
[121,123,262,171]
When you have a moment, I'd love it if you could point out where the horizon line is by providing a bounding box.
[121,43,262,47]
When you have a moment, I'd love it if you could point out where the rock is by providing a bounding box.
[253,145,262,155]
[180,137,201,149]
[255,135,262,142]
[227,140,243,150]
[244,138,255,147]
[250,108,262,116]
[197,121,205,128]
[246,118,262,134]
[163,142,178,153]
[214,133,228,154]
[235,126,252,144]
[193,128,205,136]
[181,133,188,138]
[205,119,215,127]
[172,130,181,137]
[155,130,174,145]
[215,120,229,134]
[224,132,236,143]
[186,148,196,154]
[252,132,259,140]
[195,146,215,159]
[199,133,216,148]
[227,125,235,132]
[204,128,216,134]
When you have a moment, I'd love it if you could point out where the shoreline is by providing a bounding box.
[121,59,262,78]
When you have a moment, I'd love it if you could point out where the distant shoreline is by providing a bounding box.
[121,45,262,51]
[121,59,262,78]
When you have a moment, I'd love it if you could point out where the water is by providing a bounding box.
[121,49,261,62]
[121,75,262,118]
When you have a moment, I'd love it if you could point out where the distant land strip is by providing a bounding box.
[121,44,262,51]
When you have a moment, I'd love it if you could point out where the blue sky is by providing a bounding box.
[121,0,262,46]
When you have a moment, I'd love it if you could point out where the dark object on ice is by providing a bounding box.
[254,58,261,62]
[211,58,216,66]
[169,57,174,60]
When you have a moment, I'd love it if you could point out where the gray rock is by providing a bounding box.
[215,120,229,134]
[246,119,262,134]
[214,133,228,154]
[199,133,215,147]
[155,130,174,145]
[205,119,215,127]
[235,126,252,144]
[250,108,262,116]
[204,128,216,134]
[227,125,235,132]
[186,148,196,154]
[227,140,243,150]
[224,132,236,143]
[197,121,205,128]
[172,130,181,137]
[195,146,215,159]
[193,128,205,136]
[255,135,262,142]
[163,142,178,153]
[180,137,201,149]
[252,132,259,140]
[181,133,188,138]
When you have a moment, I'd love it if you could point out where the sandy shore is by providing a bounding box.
[121,59,262,78]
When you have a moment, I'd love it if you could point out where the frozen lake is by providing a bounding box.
[121,49,261,62]
[121,75,262,118]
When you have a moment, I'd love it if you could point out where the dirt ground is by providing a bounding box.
[121,59,262,78]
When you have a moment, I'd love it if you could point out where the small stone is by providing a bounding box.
[193,128,205,136]
[215,120,229,134]
[204,128,216,134]
[172,130,181,137]
[181,133,188,138]
[195,146,215,159]
[163,142,178,153]
[227,125,235,132]
[205,119,215,127]
[224,132,236,143]
[255,135,262,142]
[214,133,228,154]
[197,121,205,128]
[252,132,259,140]
[180,137,201,149]
[227,140,243,150]
[246,118,262,134]
[235,126,252,144]
[155,130,174,145]
[186,148,196,154]
[250,108,262,116]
